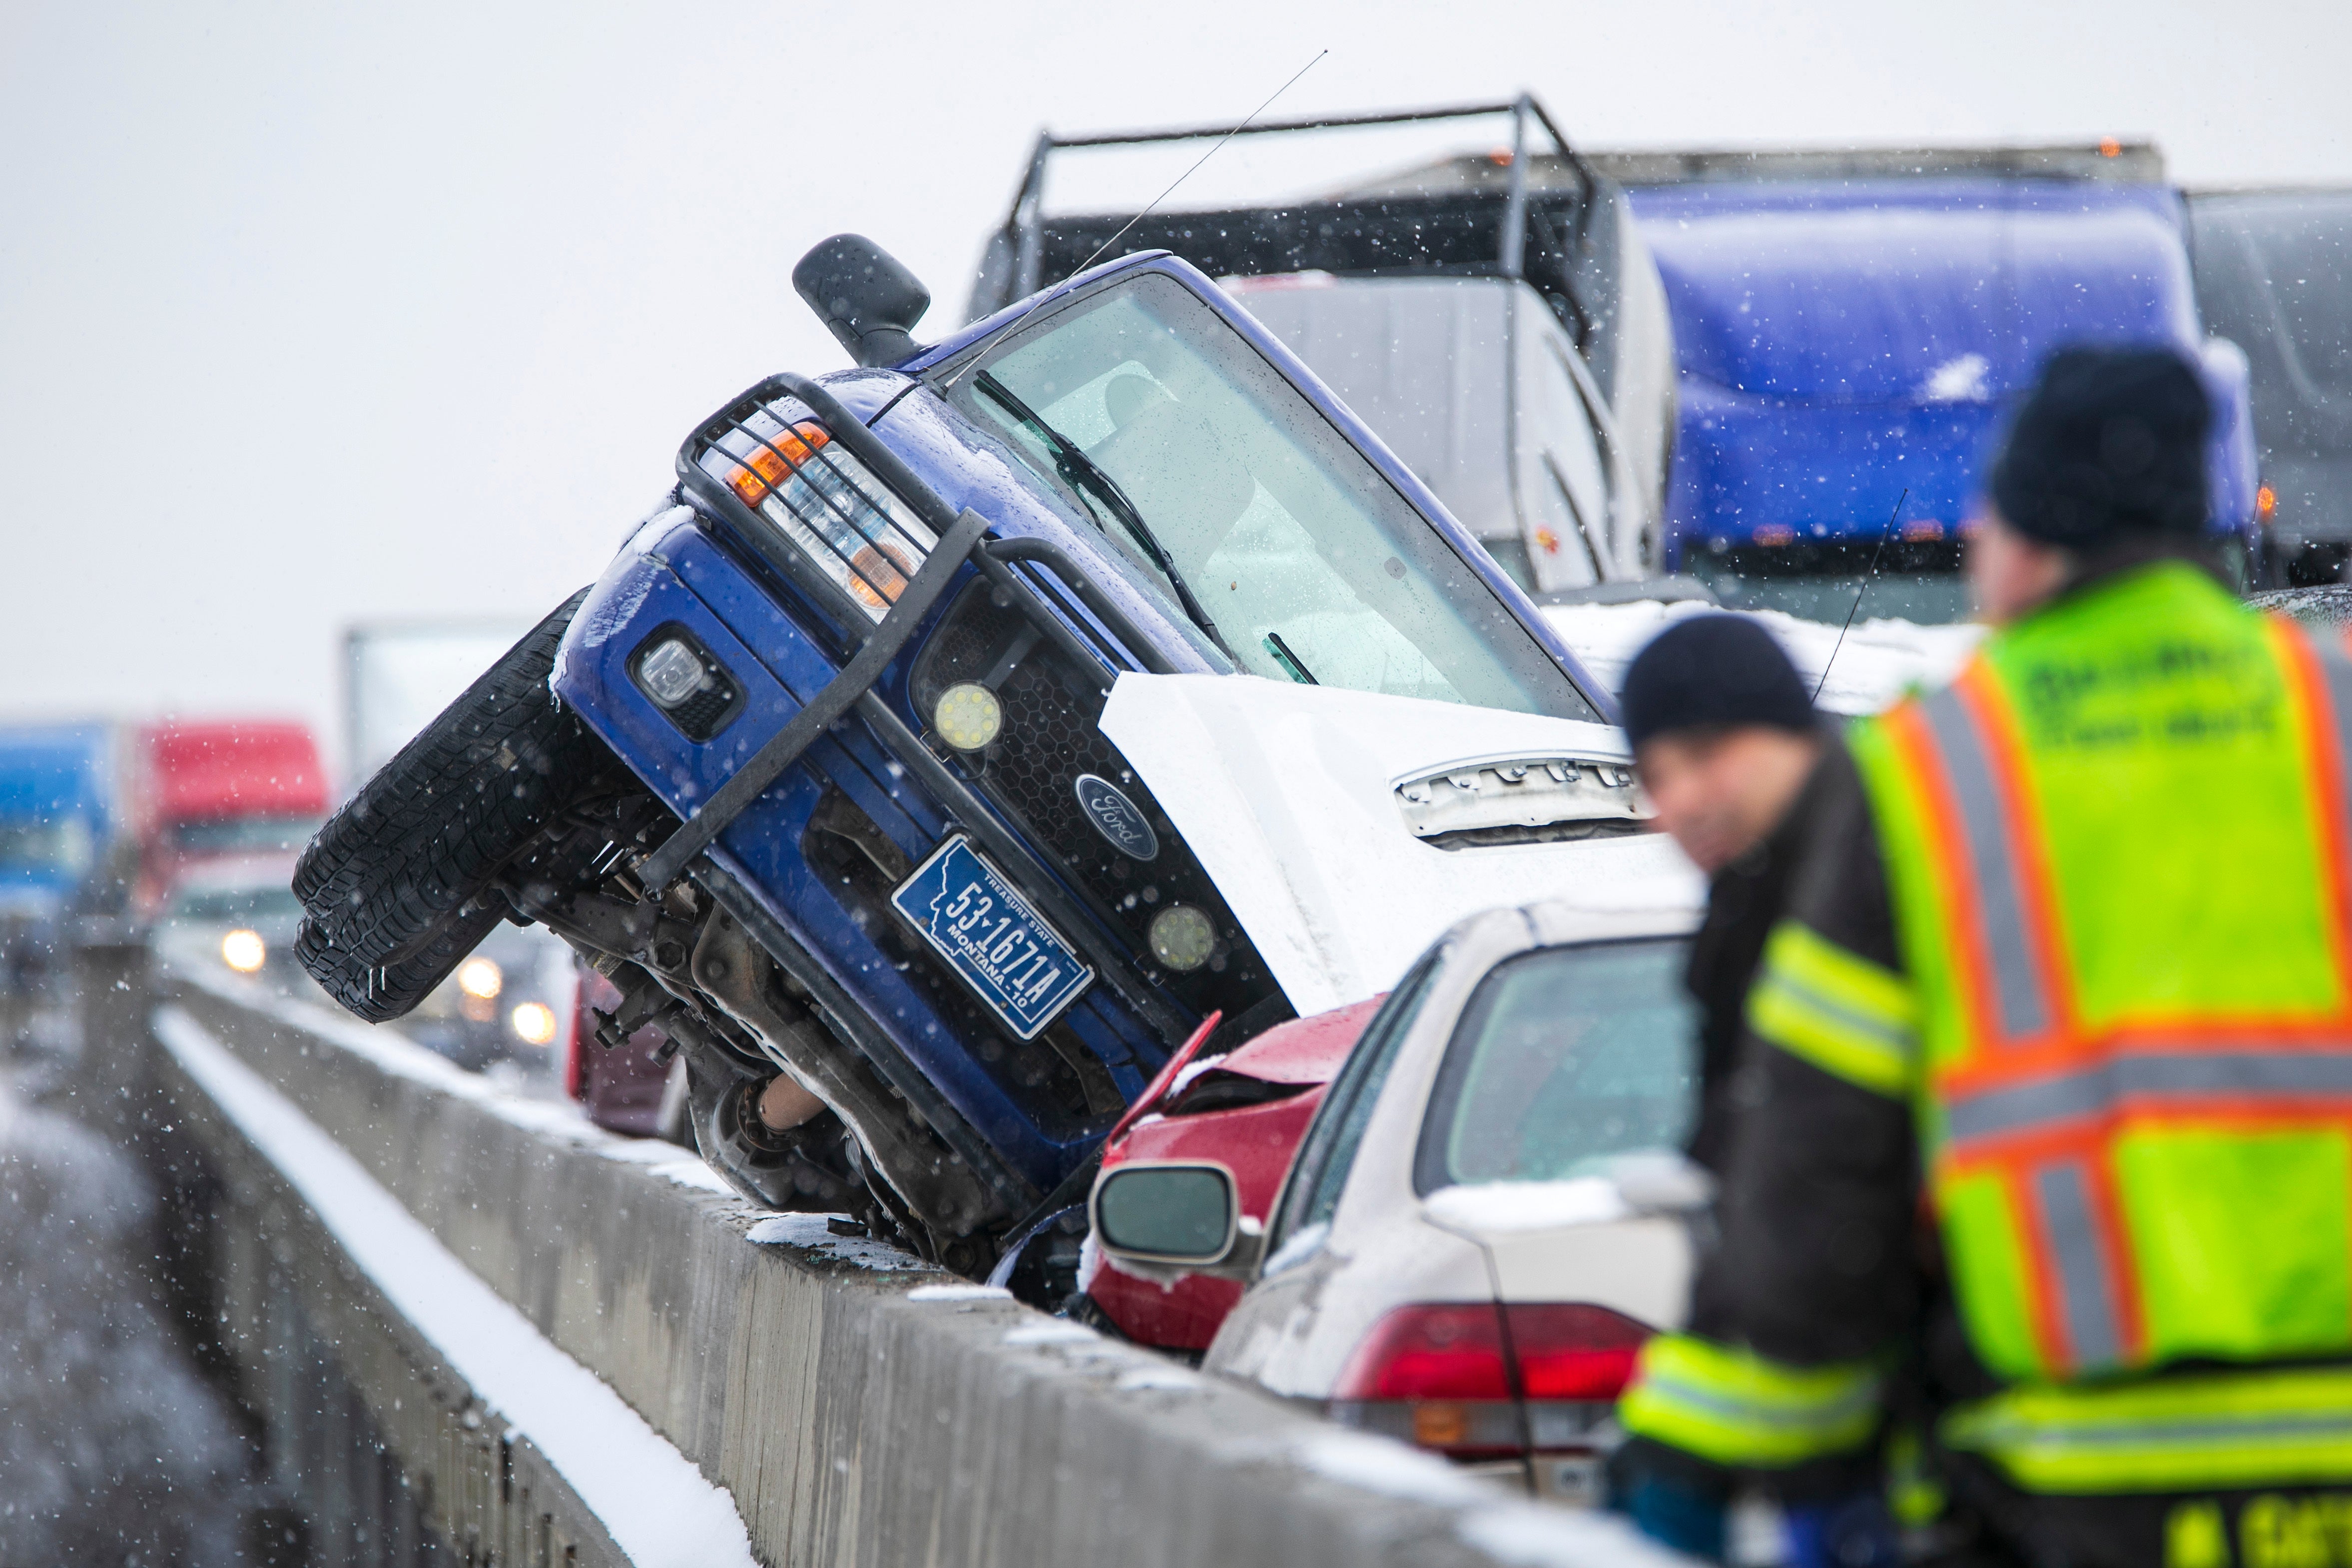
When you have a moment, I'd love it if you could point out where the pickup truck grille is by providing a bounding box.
[910,581,1278,1032]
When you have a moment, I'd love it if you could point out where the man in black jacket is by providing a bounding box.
[1621,614,1835,1173]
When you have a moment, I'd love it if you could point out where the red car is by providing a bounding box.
[566,964,687,1141]
[1086,998,1381,1351]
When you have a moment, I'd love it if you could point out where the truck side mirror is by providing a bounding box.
[1091,1162,1266,1280]
[793,234,931,369]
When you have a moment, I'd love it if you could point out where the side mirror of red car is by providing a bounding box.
[1091,1161,1267,1281]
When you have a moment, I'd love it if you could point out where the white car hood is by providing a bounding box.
[1100,674,1702,1015]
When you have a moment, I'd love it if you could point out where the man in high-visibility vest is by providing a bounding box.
[1611,345,2352,1568]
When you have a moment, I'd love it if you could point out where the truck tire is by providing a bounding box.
[294,589,600,1022]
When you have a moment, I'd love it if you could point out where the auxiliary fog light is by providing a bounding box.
[1148,905,1215,973]
[220,928,267,974]
[457,957,504,1000]
[510,1002,559,1047]
[934,682,1004,752]
[638,638,709,709]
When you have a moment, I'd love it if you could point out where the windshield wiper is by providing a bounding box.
[974,372,1234,660]
[1262,631,1319,685]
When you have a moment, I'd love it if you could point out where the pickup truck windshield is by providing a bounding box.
[944,272,1596,719]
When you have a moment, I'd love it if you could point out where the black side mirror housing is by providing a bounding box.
[793,234,931,369]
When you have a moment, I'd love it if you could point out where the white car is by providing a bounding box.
[1091,894,1705,1504]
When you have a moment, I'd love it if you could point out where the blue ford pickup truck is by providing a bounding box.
[295,236,1619,1282]
[1590,144,2261,621]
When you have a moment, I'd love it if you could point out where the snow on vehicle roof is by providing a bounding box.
[1101,673,1702,1015]
[1542,598,1982,717]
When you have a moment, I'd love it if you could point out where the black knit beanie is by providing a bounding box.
[1989,345,2210,547]
[1620,615,1814,751]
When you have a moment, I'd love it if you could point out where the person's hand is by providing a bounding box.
[1606,1439,1729,1562]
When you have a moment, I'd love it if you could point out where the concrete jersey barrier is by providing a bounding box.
[146,957,1690,1568]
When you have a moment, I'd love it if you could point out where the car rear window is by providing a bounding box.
[1413,938,1695,1193]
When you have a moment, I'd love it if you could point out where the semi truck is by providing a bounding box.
[968,97,1679,597]
[1591,143,2260,621]
[2189,186,2352,584]
[0,723,120,1000]
[129,721,330,918]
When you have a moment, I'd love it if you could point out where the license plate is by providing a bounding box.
[891,835,1093,1040]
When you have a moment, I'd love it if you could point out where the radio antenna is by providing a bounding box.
[1812,488,1907,705]
[944,48,1327,390]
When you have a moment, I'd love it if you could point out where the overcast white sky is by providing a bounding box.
[3,0,2348,775]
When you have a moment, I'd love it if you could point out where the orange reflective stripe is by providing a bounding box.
[1885,699,2010,1055]
[2083,1147,2149,1368]
[1902,666,2076,1053]
[2008,1162,2077,1376]
[2275,618,2352,999]
[1944,1039,2352,1156]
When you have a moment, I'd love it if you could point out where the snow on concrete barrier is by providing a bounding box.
[146,958,1691,1568]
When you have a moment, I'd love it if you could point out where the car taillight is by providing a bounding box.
[705,414,938,622]
[1331,1302,1651,1459]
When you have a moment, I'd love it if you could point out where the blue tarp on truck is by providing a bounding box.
[1616,166,2259,620]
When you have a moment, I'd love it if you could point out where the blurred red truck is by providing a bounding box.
[130,721,329,917]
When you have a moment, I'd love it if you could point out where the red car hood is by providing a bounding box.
[1090,996,1382,1351]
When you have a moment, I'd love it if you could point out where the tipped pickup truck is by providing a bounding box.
[295,233,1676,1285]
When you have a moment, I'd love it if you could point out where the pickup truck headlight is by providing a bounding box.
[713,417,939,622]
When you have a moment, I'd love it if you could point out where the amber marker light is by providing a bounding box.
[725,421,830,509]
[2258,485,2278,526]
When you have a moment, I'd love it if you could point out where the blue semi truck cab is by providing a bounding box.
[1588,143,2260,620]
[0,723,118,998]
[296,236,1621,1279]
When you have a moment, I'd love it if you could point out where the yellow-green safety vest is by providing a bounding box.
[1622,563,2352,1496]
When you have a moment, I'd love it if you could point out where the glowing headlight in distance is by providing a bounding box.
[933,682,1004,751]
[1148,905,1215,973]
[510,1002,559,1046]
[221,929,266,974]
[457,957,504,1000]
[637,638,709,708]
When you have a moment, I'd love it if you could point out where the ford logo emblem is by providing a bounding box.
[1073,774,1159,861]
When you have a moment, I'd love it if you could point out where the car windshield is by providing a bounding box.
[1414,937,1696,1191]
[169,885,303,925]
[1690,546,1973,625]
[942,270,1597,719]
[0,817,93,876]
[170,816,323,857]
